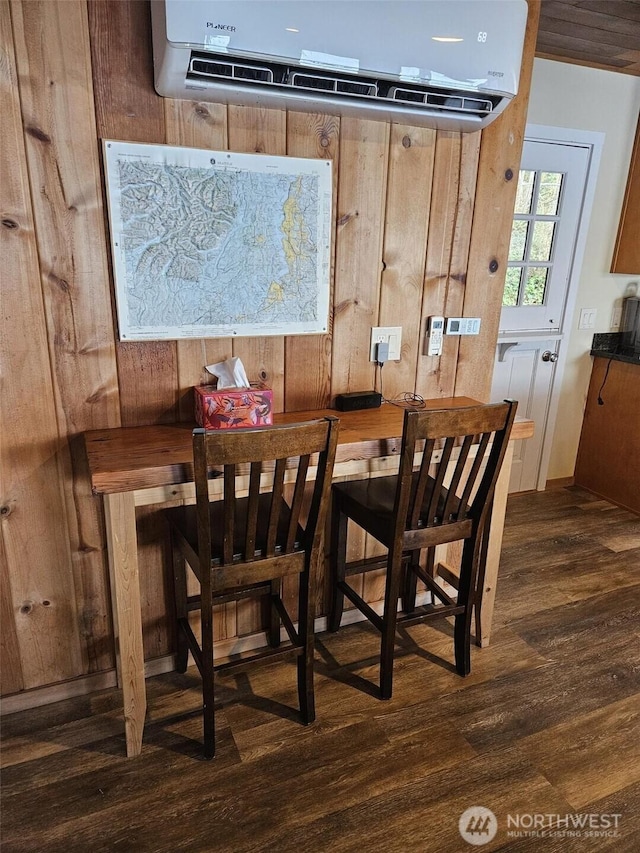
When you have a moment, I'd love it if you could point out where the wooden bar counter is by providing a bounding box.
[83,399,533,757]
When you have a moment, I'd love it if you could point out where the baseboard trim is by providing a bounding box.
[0,671,118,716]
[2,595,432,716]
[545,476,575,489]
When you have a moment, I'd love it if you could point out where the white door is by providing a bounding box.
[491,135,597,493]
[493,338,561,493]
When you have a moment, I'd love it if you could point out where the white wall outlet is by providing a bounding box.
[578,308,597,330]
[370,326,402,361]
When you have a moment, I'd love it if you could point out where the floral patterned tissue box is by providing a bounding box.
[194,385,273,429]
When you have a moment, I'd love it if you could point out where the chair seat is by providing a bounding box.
[332,473,472,549]
[165,494,303,564]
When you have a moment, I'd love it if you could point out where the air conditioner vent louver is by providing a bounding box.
[190,58,274,84]
[291,72,378,98]
[188,53,498,119]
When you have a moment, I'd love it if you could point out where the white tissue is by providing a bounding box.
[205,356,250,389]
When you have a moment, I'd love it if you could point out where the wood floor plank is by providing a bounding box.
[493,550,640,629]
[517,694,640,809]
[251,748,572,853]
[507,585,640,659]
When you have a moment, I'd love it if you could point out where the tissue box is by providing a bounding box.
[194,385,273,430]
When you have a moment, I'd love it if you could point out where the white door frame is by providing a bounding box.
[516,124,603,490]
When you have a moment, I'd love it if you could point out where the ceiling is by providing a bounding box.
[536,0,640,76]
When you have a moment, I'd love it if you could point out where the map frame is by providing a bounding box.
[102,140,333,341]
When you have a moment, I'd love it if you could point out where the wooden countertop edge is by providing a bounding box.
[84,407,534,495]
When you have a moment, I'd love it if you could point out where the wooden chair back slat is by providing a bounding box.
[244,461,262,560]
[442,433,474,522]
[457,431,491,519]
[409,437,435,528]
[286,454,310,553]
[267,457,287,557]
[223,464,236,564]
[425,436,455,525]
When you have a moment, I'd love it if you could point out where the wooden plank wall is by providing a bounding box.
[0,0,540,702]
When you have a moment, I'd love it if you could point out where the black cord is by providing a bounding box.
[597,356,613,406]
[385,391,427,409]
[375,361,426,410]
[375,360,384,399]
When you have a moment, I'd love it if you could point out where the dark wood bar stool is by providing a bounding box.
[328,400,517,699]
[163,417,338,758]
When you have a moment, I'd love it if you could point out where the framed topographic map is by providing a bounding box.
[102,140,332,341]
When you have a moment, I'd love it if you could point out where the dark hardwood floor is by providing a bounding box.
[2,486,639,852]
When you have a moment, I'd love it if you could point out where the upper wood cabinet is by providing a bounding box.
[611,113,640,274]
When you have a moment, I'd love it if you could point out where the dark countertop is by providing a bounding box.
[590,332,640,365]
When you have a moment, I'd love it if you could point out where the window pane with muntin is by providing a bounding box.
[523,267,548,305]
[508,220,529,262]
[536,172,563,216]
[530,221,556,262]
[514,170,535,214]
[503,267,522,306]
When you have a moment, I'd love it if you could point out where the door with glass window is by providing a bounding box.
[492,139,592,491]
[500,141,590,334]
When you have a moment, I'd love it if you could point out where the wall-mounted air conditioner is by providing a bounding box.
[151,0,528,132]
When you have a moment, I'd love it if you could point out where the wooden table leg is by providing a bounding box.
[476,442,514,648]
[104,492,146,757]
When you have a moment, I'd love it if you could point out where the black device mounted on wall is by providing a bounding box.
[334,391,382,412]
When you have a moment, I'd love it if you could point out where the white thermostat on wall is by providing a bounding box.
[445,317,481,335]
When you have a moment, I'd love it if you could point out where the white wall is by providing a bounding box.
[526,59,640,482]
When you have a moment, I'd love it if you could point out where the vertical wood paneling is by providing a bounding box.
[285,112,340,411]
[0,537,22,694]
[415,131,481,400]
[13,0,121,676]
[455,0,541,402]
[87,0,175,657]
[87,0,178,427]
[377,124,436,401]
[282,112,340,616]
[2,0,82,686]
[331,118,390,397]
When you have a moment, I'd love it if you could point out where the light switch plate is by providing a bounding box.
[578,308,596,330]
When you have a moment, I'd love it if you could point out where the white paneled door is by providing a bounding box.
[491,135,596,493]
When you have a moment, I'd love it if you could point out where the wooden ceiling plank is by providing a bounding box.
[538,16,640,51]
[536,48,634,70]
[541,0,640,34]
[537,29,633,58]
[579,1,640,25]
